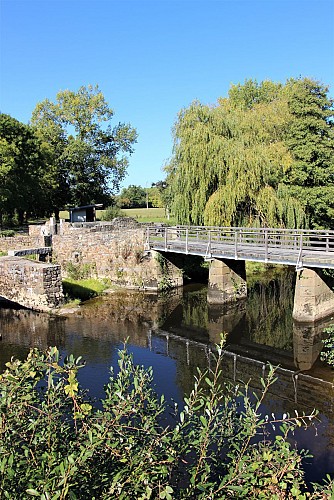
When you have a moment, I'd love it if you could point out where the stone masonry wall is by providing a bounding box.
[52,224,183,290]
[0,257,63,311]
[0,234,44,253]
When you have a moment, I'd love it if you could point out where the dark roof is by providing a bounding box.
[69,204,103,211]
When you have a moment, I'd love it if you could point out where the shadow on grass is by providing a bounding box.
[62,281,100,302]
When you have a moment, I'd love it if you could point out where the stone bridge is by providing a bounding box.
[0,256,63,311]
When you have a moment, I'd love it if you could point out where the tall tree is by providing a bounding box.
[117,185,147,208]
[0,114,45,225]
[283,78,334,229]
[168,78,333,229]
[31,85,138,213]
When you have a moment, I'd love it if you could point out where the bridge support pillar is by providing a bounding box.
[150,250,183,290]
[207,259,247,304]
[293,268,334,322]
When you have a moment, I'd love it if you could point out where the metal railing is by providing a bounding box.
[145,225,334,269]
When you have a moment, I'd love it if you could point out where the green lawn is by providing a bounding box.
[59,207,176,225]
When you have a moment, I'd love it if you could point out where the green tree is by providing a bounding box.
[31,85,138,212]
[0,114,45,225]
[117,184,147,208]
[0,137,16,226]
[283,78,334,229]
[168,78,334,229]
[147,185,163,208]
[31,110,70,220]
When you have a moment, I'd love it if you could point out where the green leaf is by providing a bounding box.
[26,489,40,497]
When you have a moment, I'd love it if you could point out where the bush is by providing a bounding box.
[101,205,124,221]
[0,229,15,237]
[321,325,334,367]
[0,340,332,499]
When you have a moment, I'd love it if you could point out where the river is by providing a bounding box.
[0,267,333,485]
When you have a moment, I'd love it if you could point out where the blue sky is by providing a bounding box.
[1,0,333,191]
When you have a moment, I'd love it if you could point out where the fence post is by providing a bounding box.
[186,227,189,254]
[296,233,303,269]
[164,226,168,251]
[265,229,268,262]
[146,226,150,250]
[234,229,238,259]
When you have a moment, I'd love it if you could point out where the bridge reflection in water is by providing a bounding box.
[146,225,334,322]
[0,276,333,482]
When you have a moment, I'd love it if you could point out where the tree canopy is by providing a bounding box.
[117,185,147,208]
[167,78,334,229]
[31,85,138,214]
[0,85,137,224]
[0,114,45,225]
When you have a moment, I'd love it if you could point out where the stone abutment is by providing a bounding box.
[0,257,63,311]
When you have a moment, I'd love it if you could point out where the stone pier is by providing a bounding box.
[207,258,247,304]
[0,256,64,311]
[150,250,183,291]
[293,267,334,322]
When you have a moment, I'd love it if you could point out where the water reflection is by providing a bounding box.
[0,271,333,483]
[293,317,334,371]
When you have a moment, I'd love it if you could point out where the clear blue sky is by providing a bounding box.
[1,0,333,191]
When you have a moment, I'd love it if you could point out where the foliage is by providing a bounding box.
[31,85,138,214]
[1,341,332,499]
[0,114,46,225]
[147,185,164,208]
[152,180,173,218]
[100,205,124,221]
[0,229,15,237]
[283,78,334,229]
[65,262,96,280]
[117,184,148,208]
[320,324,334,367]
[167,77,334,229]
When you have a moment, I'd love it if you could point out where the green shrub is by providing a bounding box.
[0,340,332,499]
[100,205,124,221]
[0,229,15,237]
[321,325,334,367]
[65,262,96,280]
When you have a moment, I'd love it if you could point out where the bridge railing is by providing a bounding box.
[146,225,334,267]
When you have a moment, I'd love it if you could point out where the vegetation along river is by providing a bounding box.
[0,266,333,485]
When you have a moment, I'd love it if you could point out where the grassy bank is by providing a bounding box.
[62,277,110,304]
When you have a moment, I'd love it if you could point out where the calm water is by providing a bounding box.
[0,268,333,484]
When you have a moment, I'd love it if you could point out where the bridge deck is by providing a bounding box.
[145,226,334,269]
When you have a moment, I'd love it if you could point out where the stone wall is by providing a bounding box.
[52,224,183,290]
[0,256,63,311]
[0,234,44,253]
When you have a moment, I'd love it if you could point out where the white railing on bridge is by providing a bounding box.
[145,225,334,269]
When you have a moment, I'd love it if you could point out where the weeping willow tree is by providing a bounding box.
[167,78,334,229]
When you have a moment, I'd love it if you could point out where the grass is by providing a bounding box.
[59,208,176,225]
[62,278,110,303]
